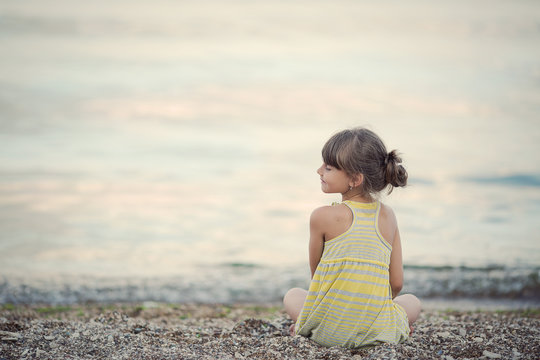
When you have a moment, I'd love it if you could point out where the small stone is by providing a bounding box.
[0,331,21,340]
[36,349,47,357]
[72,332,80,338]
[44,335,55,341]
[1,337,19,342]
[458,328,466,337]
[474,337,484,342]
[436,331,452,338]
[108,334,114,343]
[483,350,502,359]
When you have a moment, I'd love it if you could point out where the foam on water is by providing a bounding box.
[1,264,538,306]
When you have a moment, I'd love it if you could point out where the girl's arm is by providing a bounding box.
[380,203,403,298]
[308,207,327,278]
[389,226,404,298]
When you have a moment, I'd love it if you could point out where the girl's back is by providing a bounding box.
[294,200,409,347]
[317,201,397,248]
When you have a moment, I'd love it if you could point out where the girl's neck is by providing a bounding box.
[342,191,374,203]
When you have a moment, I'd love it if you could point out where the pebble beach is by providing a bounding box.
[1,303,539,359]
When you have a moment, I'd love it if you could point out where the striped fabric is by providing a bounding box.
[295,201,409,348]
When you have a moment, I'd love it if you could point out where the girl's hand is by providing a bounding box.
[289,323,296,336]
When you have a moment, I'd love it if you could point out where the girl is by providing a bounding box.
[283,127,421,348]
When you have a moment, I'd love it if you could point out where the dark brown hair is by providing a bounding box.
[321,128,407,195]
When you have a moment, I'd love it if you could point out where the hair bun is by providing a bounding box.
[385,151,397,166]
[384,150,407,190]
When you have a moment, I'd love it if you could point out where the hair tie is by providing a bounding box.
[384,152,393,166]
[385,150,400,166]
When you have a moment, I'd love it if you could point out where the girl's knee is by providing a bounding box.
[283,288,307,321]
[395,294,421,324]
[408,294,421,320]
[283,288,304,306]
[284,288,297,298]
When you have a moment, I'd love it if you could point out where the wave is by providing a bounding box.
[0,15,149,36]
[1,264,538,306]
[402,265,540,299]
[404,174,540,187]
[461,174,540,187]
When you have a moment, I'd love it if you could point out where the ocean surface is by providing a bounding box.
[1,0,539,306]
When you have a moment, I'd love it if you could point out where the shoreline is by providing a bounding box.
[1,303,539,359]
[420,298,540,311]
[2,264,539,306]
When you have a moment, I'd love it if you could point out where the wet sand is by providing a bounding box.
[1,303,539,359]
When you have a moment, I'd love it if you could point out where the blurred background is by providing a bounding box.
[1,0,539,306]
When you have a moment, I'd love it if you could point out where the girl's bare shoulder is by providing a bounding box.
[310,203,353,238]
[311,203,350,222]
[378,202,398,244]
[310,205,332,225]
[379,202,396,221]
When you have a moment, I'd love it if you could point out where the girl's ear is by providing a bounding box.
[350,174,364,188]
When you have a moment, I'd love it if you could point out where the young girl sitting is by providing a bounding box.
[284,127,421,348]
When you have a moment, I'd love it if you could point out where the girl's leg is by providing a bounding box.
[394,294,421,325]
[283,287,307,322]
[283,288,307,336]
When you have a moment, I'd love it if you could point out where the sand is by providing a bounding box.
[1,303,539,359]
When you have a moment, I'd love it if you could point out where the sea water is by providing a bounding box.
[1,0,539,305]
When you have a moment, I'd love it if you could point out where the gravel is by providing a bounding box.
[1,303,539,359]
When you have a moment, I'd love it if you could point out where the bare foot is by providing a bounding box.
[289,323,295,336]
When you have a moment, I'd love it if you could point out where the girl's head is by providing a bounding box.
[321,128,407,196]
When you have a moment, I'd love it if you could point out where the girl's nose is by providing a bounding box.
[317,165,323,175]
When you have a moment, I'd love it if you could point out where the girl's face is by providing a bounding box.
[317,163,352,194]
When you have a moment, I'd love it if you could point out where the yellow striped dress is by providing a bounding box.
[295,200,410,348]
